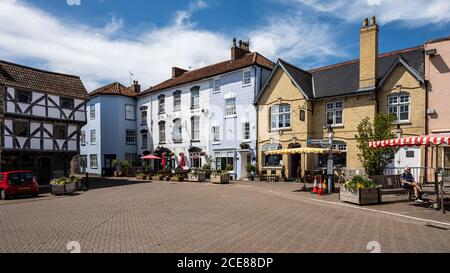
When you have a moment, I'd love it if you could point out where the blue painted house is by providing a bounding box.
[80,81,140,175]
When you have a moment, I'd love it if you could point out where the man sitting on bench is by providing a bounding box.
[400,167,424,203]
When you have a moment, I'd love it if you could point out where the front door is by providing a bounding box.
[289,154,301,180]
[103,154,116,176]
[37,157,52,185]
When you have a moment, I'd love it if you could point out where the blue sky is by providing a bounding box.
[1,0,450,90]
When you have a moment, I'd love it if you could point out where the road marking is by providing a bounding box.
[242,184,450,228]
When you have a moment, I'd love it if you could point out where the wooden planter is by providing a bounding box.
[170,176,184,182]
[152,175,163,181]
[188,173,206,182]
[211,174,230,184]
[51,182,77,195]
[340,187,380,205]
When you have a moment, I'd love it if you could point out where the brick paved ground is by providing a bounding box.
[0,179,449,253]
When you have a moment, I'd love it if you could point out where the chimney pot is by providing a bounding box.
[363,18,369,27]
[370,16,376,25]
[131,80,141,93]
[231,38,251,61]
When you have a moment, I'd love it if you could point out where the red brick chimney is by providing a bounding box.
[131,80,140,93]
[172,67,188,78]
[231,38,251,61]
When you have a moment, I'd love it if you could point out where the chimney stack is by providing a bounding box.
[359,16,379,90]
[131,80,141,93]
[172,67,188,78]
[231,38,251,61]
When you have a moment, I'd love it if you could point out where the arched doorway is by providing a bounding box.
[288,142,302,180]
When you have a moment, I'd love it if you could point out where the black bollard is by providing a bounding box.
[83,172,89,192]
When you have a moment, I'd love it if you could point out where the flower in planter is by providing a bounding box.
[342,176,379,191]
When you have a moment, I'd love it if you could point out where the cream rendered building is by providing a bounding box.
[255,16,427,180]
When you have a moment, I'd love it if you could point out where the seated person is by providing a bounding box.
[400,167,424,203]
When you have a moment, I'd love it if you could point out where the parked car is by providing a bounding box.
[0,171,39,200]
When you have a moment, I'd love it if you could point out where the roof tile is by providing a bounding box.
[0,59,88,99]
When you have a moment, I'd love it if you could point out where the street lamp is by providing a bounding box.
[324,125,335,193]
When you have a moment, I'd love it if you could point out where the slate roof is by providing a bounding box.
[89,82,138,98]
[139,52,274,96]
[0,59,88,99]
[257,46,424,102]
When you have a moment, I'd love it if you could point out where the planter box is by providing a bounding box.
[188,173,206,182]
[170,176,184,182]
[340,187,380,205]
[51,182,77,195]
[152,176,163,181]
[211,174,230,184]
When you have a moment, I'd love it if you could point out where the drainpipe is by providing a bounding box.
[253,66,259,171]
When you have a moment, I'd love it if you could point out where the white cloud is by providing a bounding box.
[66,0,81,6]
[0,0,339,90]
[0,0,229,90]
[295,0,450,26]
[248,13,341,66]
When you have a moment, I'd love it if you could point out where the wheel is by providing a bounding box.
[0,189,7,200]
[32,193,39,198]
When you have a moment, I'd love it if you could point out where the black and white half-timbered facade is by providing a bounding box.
[0,60,88,184]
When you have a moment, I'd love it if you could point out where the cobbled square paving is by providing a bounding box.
[0,179,449,253]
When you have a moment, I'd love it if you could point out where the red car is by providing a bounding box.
[0,171,39,200]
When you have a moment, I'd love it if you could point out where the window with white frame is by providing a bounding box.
[141,133,148,149]
[225,98,236,116]
[243,122,250,140]
[125,105,136,120]
[125,129,136,144]
[270,104,291,130]
[214,78,221,92]
[158,95,165,113]
[90,105,96,120]
[191,86,200,109]
[243,70,251,86]
[141,108,147,125]
[326,101,343,126]
[191,116,200,140]
[81,131,86,145]
[213,126,220,142]
[90,154,98,169]
[159,121,166,143]
[173,118,182,143]
[173,90,182,111]
[388,94,410,122]
[90,129,96,144]
[125,153,138,163]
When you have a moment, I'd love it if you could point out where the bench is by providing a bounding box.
[370,175,414,202]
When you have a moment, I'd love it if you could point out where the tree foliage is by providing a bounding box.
[355,113,398,176]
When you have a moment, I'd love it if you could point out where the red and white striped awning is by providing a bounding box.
[368,135,450,148]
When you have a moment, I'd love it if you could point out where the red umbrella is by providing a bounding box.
[141,155,161,160]
[161,153,167,168]
[178,153,186,168]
